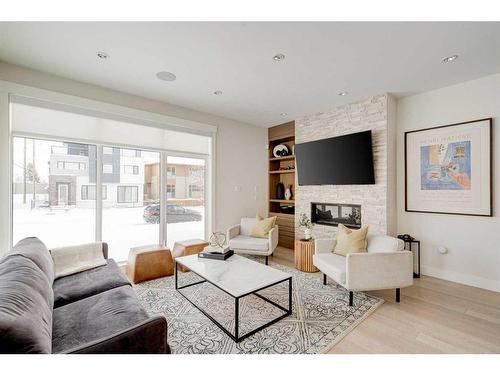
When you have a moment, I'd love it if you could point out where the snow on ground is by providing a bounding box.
[13,203,204,262]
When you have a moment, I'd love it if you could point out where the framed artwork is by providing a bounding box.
[405,118,492,216]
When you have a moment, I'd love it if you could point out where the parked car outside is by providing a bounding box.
[143,204,202,224]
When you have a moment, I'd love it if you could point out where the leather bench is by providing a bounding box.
[126,244,173,283]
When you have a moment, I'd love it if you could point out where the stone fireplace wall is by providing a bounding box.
[295,94,396,239]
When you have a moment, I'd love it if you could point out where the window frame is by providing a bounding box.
[124,165,139,175]
[166,184,175,199]
[81,185,107,200]
[188,184,203,198]
[102,164,113,174]
[56,161,86,170]
[103,146,113,155]
[117,185,139,203]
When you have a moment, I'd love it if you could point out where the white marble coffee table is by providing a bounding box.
[174,254,292,342]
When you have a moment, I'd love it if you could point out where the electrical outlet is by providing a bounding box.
[438,246,448,254]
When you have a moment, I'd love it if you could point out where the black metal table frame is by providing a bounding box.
[402,239,421,278]
[174,261,292,342]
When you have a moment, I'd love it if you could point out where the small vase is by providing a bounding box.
[276,182,285,200]
[304,228,312,240]
[284,185,292,200]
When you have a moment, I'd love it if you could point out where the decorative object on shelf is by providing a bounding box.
[276,182,285,200]
[284,185,293,200]
[405,118,492,216]
[397,234,421,278]
[279,205,295,214]
[272,144,289,158]
[299,213,314,240]
[292,145,295,155]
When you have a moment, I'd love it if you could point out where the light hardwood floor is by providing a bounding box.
[271,246,500,353]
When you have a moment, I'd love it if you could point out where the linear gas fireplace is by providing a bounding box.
[311,202,361,229]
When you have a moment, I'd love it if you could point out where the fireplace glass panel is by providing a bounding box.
[311,202,361,229]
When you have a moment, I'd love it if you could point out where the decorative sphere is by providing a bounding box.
[209,232,226,248]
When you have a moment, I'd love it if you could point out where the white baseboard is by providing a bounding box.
[421,266,500,293]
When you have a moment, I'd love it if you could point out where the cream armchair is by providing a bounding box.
[227,217,278,265]
[314,234,413,306]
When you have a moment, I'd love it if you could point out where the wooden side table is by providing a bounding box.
[172,239,209,272]
[294,239,318,273]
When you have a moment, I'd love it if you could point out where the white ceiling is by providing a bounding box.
[0,22,499,127]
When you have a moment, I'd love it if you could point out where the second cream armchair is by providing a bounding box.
[227,217,278,265]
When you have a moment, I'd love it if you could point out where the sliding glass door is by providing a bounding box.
[11,137,208,260]
[12,137,96,248]
[101,147,160,262]
[165,156,206,248]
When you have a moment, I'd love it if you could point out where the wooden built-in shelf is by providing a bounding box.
[268,121,296,250]
[269,211,294,218]
[269,199,295,204]
[269,155,295,162]
[269,169,295,174]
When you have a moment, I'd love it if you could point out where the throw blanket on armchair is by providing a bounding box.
[51,242,107,279]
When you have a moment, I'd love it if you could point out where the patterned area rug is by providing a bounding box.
[134,257,383,354]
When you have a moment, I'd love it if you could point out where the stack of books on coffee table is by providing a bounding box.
[198,245,233,260]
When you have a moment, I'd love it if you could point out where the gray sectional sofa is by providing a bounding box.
[0,237,170,354]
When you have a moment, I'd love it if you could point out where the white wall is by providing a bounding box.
[386,95,398,236]
[396,73,500,292]
[0,62,267,251]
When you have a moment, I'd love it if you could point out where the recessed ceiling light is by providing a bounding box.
[96,51,109,59]
[442,54,459,63]
[156,71,177,82]
[273,53,285,62]
[280,112,287,116]
[338,91,348,96]
[213,90,223,96]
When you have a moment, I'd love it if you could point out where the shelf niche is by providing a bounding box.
[268,121,295,249]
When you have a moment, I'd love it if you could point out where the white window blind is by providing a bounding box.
[11,97,212,155]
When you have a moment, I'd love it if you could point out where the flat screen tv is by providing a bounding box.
[295,130,375,185]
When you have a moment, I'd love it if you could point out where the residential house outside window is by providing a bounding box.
[117,186,138,203]
[166,156,205,248]
[12,137,96,248]
[102,148,160,260]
